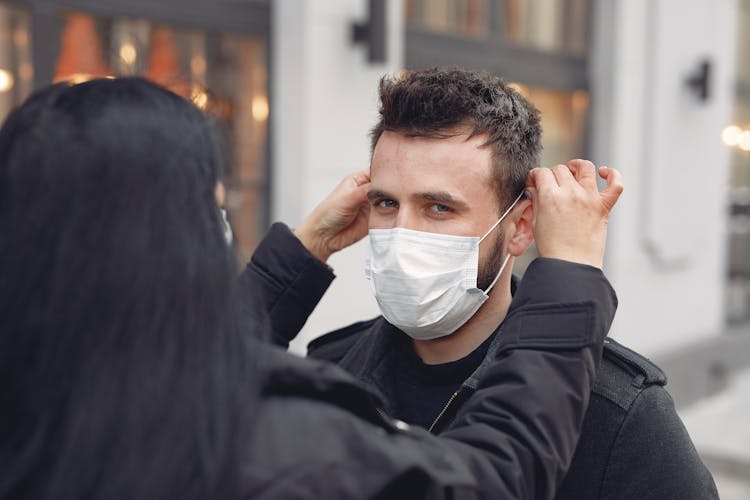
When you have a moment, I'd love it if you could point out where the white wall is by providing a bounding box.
[272,0,404,353]
[590,0,738,355]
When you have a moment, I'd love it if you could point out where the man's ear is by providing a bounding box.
[507,199,534,256]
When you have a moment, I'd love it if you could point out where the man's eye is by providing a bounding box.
[430,203,452,213]
[376,199,398,209]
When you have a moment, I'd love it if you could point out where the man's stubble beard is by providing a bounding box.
[477,227,506,291]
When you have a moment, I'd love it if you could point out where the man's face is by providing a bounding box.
[368,130,507,288]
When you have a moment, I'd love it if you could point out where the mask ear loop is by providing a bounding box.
[483,253,511,293]
[478,191,525,243]
[477,190,524,293]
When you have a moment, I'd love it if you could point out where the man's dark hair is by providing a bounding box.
[370,68,542,210]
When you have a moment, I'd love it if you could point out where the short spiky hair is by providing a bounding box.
[370,68,542,209]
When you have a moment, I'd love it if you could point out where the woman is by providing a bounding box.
[0,78,612,499]
[0,78,251,499]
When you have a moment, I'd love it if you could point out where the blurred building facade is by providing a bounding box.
[0,0,271,264]
[1,0,748,365]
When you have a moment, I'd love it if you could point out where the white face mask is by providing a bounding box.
[365,192,523,340]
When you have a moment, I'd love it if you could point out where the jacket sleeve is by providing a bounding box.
[599,386,719,500]
[428,258,617,500]
[236,223,334,347]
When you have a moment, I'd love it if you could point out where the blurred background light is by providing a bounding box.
[723,125,743,146]
[0,69,14,93]
[252,94,269,122]
[119,42,137,65]
[738,130,750,151]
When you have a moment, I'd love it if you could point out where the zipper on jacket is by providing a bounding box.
[428,391,460,433]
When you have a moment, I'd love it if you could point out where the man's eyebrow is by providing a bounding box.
[367,189,391,201]
[419,191,469,209]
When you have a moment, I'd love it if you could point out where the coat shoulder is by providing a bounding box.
[558,341,716,500]
[593,337,668,411]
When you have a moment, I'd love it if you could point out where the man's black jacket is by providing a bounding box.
[239,223,623,499]
[247,320,597,499]
[241,223,719,500]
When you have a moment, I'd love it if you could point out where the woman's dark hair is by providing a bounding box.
[370,68,542,210]
[0,78,252,499]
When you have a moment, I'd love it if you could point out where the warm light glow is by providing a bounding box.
[738,131,750,152]
[54,73,115,84]
[119,42,137,65]
[722,125,743,146]
[508,82,528,96]
[19,62,33,81]
[59,73,96,84]
[0,69,15,93]
[190,56,206,76]
[571,90,589,111]
[13,27,29,48]
[252,95,269,122]
[191,87,209,110]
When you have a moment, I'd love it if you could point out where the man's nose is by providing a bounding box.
[394,207,417,230]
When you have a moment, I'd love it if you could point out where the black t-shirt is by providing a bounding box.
[392,331,497,429]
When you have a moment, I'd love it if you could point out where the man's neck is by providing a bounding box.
[412,279,513,365]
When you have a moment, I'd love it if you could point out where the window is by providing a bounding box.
[404,0,591,163]
[504,0,588,55]
[511,84,588,167]
[725,0,750,323]
[0,3,32,121]
[405,0,589,53]
[0,0,270,261]
[406,0,489,39]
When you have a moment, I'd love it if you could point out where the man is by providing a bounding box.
[244,69,716,499]
[243,165,618,500]
[0,76,608,500]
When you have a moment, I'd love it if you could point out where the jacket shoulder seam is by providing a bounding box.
[591,354,655,410]
[602,339,667,386]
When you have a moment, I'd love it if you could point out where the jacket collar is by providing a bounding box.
[337,320,502,401]
[337,276,522,405]
[337,318,403,415]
